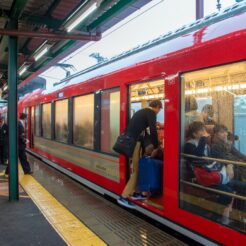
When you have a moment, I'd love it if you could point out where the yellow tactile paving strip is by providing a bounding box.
[19,174,106,246]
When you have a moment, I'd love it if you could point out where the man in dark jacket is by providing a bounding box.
[0,116,8,165]
[5,113,32,175]
[126,100,162,151]
[117,100,162,209]
[18,113,32,174]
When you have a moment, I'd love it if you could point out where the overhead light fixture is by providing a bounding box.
[34,44,52,61]
[66,2,98,32]
[19,65,28,76]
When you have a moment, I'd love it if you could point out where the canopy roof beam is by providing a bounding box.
[0,29,101,41]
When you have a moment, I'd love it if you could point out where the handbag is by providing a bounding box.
[113,133,136,158]
[193,166,221,187]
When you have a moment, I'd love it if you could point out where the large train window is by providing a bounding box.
[55,99,68,143]
[73,94,94,149]
[101,88,120,154]
[42,103,51,139]
[180,61,246,232]
[35,105,41,136]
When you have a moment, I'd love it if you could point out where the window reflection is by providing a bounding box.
[55,99,68,143]
[101,88,120,154]
[73,94,94,148]
[42,103,51,139]
[180,62,246,233]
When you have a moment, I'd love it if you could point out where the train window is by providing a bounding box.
[42,103,51,139]
[35,105,41,136]
[55,99,68,143]
[73,94,94,149]
[101,88,120,154]
[180,61,246,232]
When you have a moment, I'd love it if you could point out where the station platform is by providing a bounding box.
[0,154,191,246]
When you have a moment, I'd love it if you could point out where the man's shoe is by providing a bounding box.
[117,197,136,209]
[131,192,147,200]
[24,171,33,175]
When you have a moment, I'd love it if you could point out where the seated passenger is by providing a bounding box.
[184,121,235,224]
[211,124,246,185]
[184,121,210,160]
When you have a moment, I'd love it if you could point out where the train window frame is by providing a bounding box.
[72,92,95,150]
[54,98,69,144]
[179,60,246,233]
[41,102,52,140]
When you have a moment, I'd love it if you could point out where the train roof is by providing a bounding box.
[43,1,246,95]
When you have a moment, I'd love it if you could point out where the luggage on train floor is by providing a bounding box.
[137,157,163,194]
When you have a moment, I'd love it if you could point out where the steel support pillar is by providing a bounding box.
[8,19,19,201]
[196,0,204,20]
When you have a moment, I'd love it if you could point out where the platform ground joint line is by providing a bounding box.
[20,174,106,246]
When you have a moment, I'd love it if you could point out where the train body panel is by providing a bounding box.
[17,7,246,246]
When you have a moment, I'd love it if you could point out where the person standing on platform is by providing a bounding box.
[5,113,32,175]
[117,100,162,209]
[0,116,8,165]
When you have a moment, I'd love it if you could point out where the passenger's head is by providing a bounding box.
[213,124,228,142]
[19,113,27,120]
[202,104,214,120]
[187,121,206,139]
[149,100,162,114]
[185,96,198,112]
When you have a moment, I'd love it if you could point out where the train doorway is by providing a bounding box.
[129,79,164,209]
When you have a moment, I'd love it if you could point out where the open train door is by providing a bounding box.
[128,79,165,210]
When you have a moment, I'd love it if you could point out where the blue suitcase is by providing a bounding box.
[137,157,163,194]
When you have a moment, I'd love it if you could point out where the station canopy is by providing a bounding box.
[0,0,150,89]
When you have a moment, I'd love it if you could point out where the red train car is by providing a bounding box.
[19,3,246,245]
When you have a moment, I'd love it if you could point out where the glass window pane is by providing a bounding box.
[73,94,94,148]
[180,61,246,233]
[101,88,120,153]
[35,105,41,136]
[42,103,51,139]
[55,99,68,143]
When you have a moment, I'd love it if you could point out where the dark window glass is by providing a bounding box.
[101,88,120,153]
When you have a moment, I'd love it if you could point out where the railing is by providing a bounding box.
[182,153,246,167]
[181,180,246,201]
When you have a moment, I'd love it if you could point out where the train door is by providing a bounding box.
[30,106,35,148]
[129,79,164,209]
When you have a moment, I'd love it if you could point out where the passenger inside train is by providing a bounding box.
[117,80,164,209]
[181,62,246,232]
